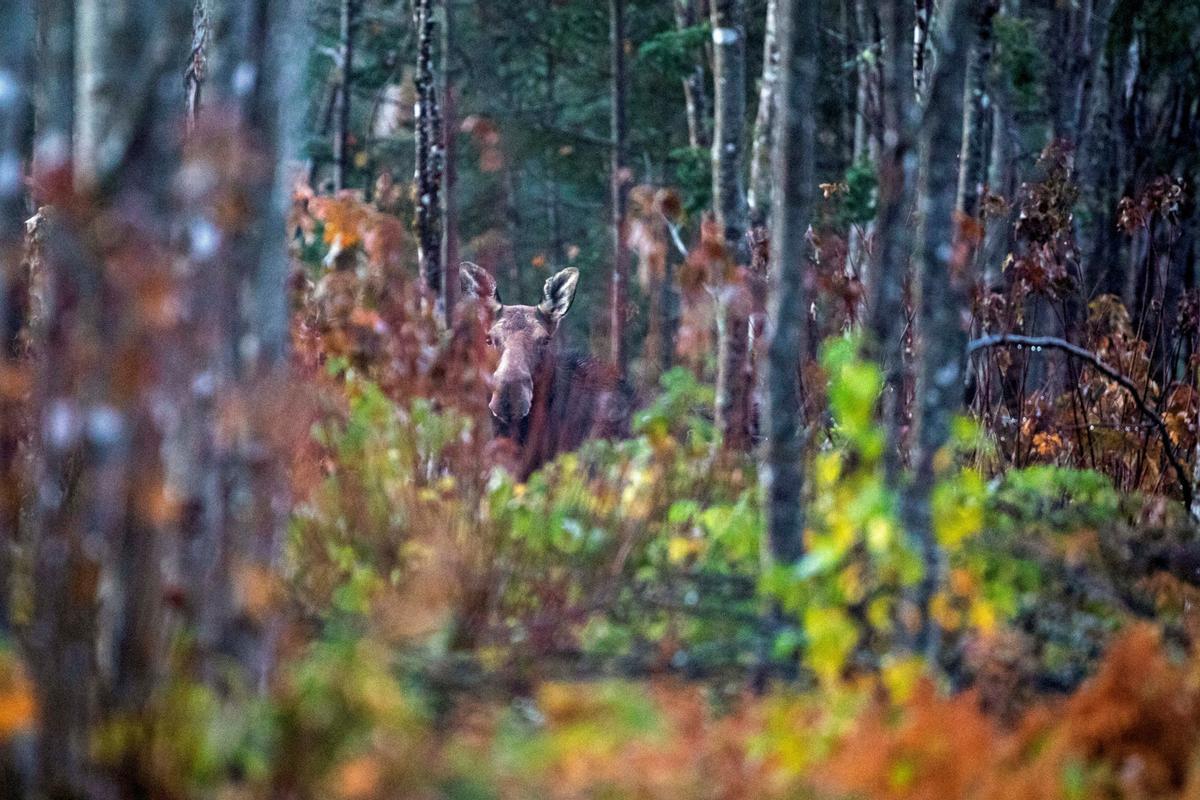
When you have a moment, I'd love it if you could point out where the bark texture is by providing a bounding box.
[415,0,444,300]
[709,0,749,262]
[674,0,712,150]
[33,2,191,793]
[333,0,355,191]
[609,0,629,373]
[868,0,918,481]
[0,0,33,657]
[955,0,999,219]
[710,0,751,447]
[33,0,74,175]
[762,0,816,566]
[903,0,973,659]
[747,0,779,222]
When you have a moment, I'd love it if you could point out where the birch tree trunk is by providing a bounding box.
[710,0,751,447]
[610,0,629,373]
[710,0,749,260]
[851,0,880,164]
[912,0,931,104]
[762,0,816,567]
[902,0,972,660]
[847,0,880,287]
[415,0,443,300]
[440,0,459,327]
[955,0,999,219]
[674,0,712,150]
[747,0,779,221]
[185,0,210,131]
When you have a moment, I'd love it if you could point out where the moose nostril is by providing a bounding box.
[490,381,532,424]
[489,393,510,422]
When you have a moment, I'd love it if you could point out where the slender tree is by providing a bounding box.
[674,0,712,151]
[333,0,355,191]
[710,0,749,260]
[955,0,999,219]
[0,0,33,644]
[710,0,751,447]
[868,0,918,482]
[440,0,459,326]
[762,0,816,566]
[33,0,74,176]
[747,0,779,221]
[847,0,880,283]
[609,0,629,372]
[912,0,931,103]
[415,0,443,300]
[903,0,973,659]
[185,0,210,132]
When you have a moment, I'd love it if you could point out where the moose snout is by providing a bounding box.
[489,376,533,423]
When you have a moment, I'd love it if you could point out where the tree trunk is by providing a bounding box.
[912,0,931,103]
[902,0,972,660]
[868,0,918,482]
[762,0,816,566]
[201,0,302,687]
[710,0,750,262]
[955,0,999,219]
[185,0,210,132]
[715,286,752,449]
[415,0,443,300]
[74,0,187,190]
[32,2,192,793]
[847,0,880,287]
[33,0,73,179]
[609,0,629,373]
[747,0,779,222]
[0,0,33,647]
[332,0,354,191]
[851,0,880,164]
[440,0,459,327]
[710,0,750,446]
[674,0,712,150]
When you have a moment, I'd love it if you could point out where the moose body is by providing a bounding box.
[461,263,631,478]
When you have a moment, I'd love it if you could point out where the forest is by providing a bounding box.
[1,0,1199,797]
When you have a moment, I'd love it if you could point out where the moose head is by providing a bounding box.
[460,262,580,427]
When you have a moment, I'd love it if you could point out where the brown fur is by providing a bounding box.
[461,263,631,478]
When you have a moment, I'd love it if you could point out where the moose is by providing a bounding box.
[460,262,631,478]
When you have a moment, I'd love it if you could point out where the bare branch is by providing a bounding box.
[968,333,1195,517]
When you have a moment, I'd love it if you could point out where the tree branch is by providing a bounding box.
[968,333,1195,517]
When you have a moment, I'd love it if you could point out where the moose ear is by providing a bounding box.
[459,262,501,311]
[538,267,579,323]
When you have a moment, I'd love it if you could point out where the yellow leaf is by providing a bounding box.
[668,535,703,564]
[969,599,997,632]
[881,655,925,703]
[805,607,858,684]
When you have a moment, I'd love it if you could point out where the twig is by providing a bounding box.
[967,333,1195,518]
[660,212,689,259]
